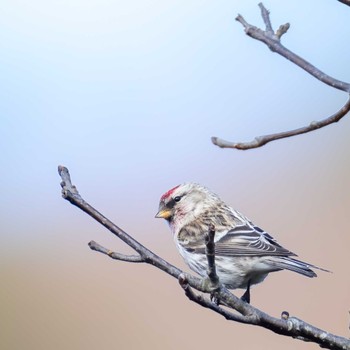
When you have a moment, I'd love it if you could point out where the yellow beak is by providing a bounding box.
[155,209,172,219]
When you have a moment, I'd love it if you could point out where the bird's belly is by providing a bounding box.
[178,247,270,290]
[215,256,270,289]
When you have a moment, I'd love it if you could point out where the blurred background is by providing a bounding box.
[1,0,349,349]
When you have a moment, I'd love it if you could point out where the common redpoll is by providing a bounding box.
[155,183,327,303]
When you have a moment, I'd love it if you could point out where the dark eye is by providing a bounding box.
[174,196,181,202]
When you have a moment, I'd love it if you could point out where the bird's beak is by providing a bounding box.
[155,209,172,219]
[155,203,172,219]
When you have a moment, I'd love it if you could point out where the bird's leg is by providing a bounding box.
[240,280,251,304]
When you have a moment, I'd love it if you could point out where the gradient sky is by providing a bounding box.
[1,1,350,349]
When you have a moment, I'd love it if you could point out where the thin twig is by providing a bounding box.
[211,3,350,150]
[212,97,350,149]
[259,3,274,35]
[89,240,145,263]
[58,166,350,350]
[204,225,220,289]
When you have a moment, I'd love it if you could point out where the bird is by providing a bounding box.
[155,182,327,303]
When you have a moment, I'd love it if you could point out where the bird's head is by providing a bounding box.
[155,183,220,229]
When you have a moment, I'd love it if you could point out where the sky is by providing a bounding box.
[1,1,350,349]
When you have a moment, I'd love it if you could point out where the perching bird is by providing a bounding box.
[155,183,327,303]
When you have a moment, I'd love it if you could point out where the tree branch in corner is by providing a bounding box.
[211,3,350,150]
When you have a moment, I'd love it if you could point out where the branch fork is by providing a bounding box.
[237,3,290,43]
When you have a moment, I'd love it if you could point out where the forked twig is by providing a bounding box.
[211,3,350,150]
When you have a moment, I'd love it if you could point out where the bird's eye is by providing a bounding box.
[174,196,181,202]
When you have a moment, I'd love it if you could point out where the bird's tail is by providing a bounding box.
[266,257,330,278]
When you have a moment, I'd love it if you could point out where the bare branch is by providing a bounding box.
[212,97,350,149]
[212,3,350,150]
[179,274,252,324]
[58,166,350,350]
[204,225,220,290]
[88,240,145,263]
[259,2,274,35]
[338,0,350,7]
[236,4,350,92]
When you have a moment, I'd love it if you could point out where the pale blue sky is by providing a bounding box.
[1,0,348,198]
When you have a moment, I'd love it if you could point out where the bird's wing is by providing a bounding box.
[182,222,296,257]
[214,223,296,257]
